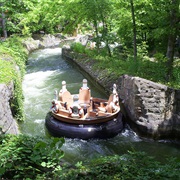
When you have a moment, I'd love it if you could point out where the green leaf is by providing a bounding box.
[0,167,6,175]
[41,162,46,167]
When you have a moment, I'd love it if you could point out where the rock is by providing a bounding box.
[75,35,89,46]
[22,37,40,52]
[118,75,180,139]
[0,34,73,136]
[0,82,19,135]
[23,34,63,53]
[39,34,61,48]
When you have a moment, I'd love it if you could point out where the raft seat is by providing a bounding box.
[79,88,91,105]
[58,108,70,117]
[98,107,107,112]
[98,111,109,117]
[89,110,97,117]
[60,91,73,109]
[97,94,114,113]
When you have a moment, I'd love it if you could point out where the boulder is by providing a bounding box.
[23,34,62,53]
[117,75,180,139]
[22,37,40,52]
[0,82,19,135]
[39,34,61,48]
[75,35,89,46]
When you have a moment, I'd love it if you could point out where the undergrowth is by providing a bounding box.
[54,151,180,180]
[71,43,180,89]
[0,35,28,121]
[0,134,179,179]
[0,134,65,179]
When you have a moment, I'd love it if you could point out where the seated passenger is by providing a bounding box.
[98,84,119,113]
[69,95,84,118]
[51,99,62,113]
[106,84,119,113]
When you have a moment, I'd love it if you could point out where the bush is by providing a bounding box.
[0,136,179,180]
[58,151,180,180]
[71,44,180,89]
[0,134,65,179]
[71,42,86,54]
[0,60,16,84]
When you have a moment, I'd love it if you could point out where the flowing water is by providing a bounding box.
[20,48,180,164]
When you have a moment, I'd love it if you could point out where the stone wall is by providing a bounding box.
[117,75,180,139]
[62,47,180,140]
[0,82,19,135]
[62,46,117,94]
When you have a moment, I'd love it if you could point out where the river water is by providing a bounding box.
[20,48,179,164]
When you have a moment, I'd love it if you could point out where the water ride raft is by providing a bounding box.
[45,79,123,139]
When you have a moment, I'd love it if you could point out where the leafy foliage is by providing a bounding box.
[0,135,179,179]
[0,134,65,179]
[0,36,28,121]
[58,151,180,180]
[0,59,15,84]
[68,44,180,88]
[71,42,86,54]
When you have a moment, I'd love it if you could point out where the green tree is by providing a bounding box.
[81,0,116,56]
[0,0,39,36]
[0,0,179,82]
[141,0,180,81]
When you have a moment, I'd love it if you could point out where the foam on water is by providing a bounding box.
[34,119,45,124]
[23,70,61,100]
[121,127,141,142]
[23,70,55,88]
[39,48,62,55]
[29,48,62,61]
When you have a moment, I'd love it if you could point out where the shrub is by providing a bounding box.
[71,42,86,54]
[0,134,65,179]
[58,151,180,180]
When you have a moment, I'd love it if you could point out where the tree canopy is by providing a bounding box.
[0,0,179,83]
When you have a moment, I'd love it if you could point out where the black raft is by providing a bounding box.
[45,112,124,140]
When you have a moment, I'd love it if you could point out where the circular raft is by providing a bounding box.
[45,112,124,140]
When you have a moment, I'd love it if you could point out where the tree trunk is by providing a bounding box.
[102,18,112,57]
[166,35,176,81]
[130,0,137,60]
[2,12,8,38]
[93,20,100,50]
[166,0,179,81]
[0,2,8,38]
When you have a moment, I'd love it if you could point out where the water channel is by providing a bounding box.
[20,48,180,164]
